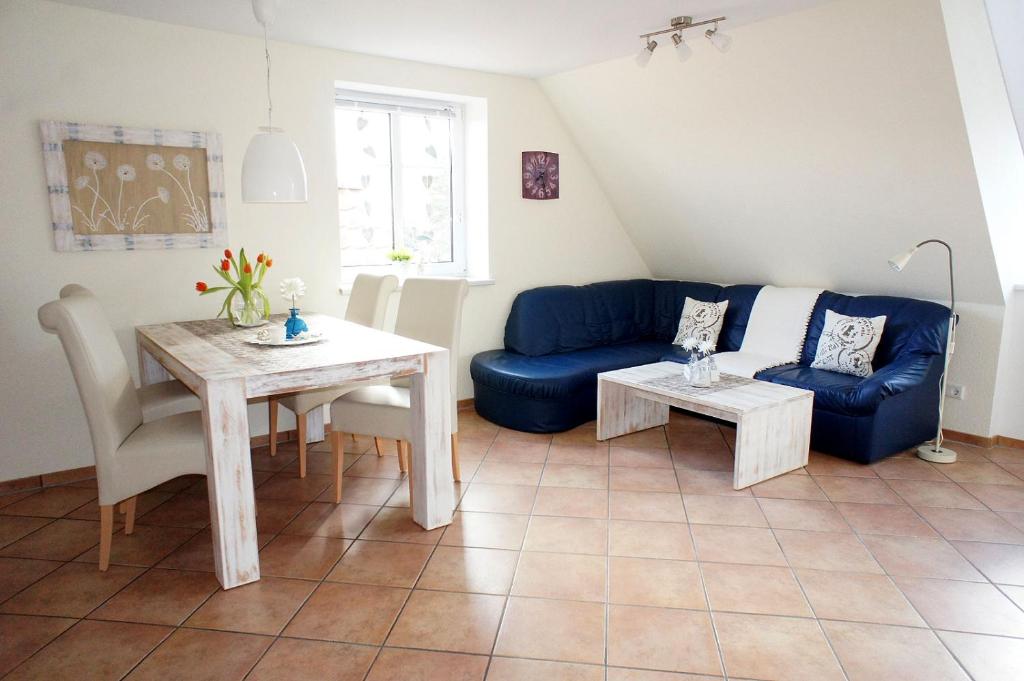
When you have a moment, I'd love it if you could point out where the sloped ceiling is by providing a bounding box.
[540,0,1003,305]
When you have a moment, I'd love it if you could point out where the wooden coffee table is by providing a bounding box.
[597,361,813,489]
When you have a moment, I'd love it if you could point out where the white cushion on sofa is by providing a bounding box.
[811,309,887,377]
[673,297,729,349]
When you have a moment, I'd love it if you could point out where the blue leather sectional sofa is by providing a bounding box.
[470,279,951,463]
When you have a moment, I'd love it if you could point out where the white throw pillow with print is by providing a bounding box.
[810,309,887,378]
[673,297,729,350]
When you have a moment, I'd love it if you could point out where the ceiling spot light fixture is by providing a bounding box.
[636,14,728,66]
[636,37,658,67]
[705,22,733,53]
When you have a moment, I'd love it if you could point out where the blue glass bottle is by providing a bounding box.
[284,307,308,340]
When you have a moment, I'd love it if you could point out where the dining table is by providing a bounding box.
[135,312,454,589]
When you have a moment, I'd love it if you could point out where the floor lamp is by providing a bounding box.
[888,240,958,464]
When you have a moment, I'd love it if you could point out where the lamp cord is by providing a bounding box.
[263,21,273,129]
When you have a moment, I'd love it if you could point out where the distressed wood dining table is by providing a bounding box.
[135,313,454,589]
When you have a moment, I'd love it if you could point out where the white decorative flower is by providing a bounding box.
[280,277,306,301]
[156,187,170,203]
[172,154,191,171]
[697,339,715,355]
[146,153,165,170]
[681,337,698,351]
[74,176,89,189]
[116,164,136,181]
[83,151,107,170]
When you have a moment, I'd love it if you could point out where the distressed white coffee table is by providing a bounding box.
[597,361,813,489]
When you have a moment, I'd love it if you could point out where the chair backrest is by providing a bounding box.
[38,285,142,470]
[395,278,470,422]
[345,274,399,329]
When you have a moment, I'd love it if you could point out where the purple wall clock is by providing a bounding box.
[522,151,559,200]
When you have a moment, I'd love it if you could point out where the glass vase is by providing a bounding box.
[230,287,270,327]
[693,356,712,388]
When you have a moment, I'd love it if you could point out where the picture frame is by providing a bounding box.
[40,120,228,251]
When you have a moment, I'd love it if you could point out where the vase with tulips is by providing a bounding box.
[195,248,273,327]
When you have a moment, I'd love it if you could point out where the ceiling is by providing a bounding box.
[53,0,832,77]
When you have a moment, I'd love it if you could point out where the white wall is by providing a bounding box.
[0,0,650,480]
[540,0,1009,435]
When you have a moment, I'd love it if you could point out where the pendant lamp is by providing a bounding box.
[242,0,308,203]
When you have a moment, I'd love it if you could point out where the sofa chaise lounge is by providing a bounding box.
[470,279,950,463]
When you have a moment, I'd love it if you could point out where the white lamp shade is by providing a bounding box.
[706,29,733,53]
[241,127,308,203]
[888,246,918,272]
[636,42,656,67]
[675,39,694,63]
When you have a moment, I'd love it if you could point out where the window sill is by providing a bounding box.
[338,276,493,295]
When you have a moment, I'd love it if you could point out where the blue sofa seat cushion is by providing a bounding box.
[471,341,675,401]
[757,353,937,416]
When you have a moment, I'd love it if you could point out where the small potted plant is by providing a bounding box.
[195,248,272,327]
[387,248,414,279]
[279,277,309,340]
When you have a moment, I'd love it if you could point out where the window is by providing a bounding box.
[335,89,465,276]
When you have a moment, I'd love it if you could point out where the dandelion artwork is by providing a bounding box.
[41,121,227,251]
[64,141,210,235]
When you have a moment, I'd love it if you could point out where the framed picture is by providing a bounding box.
[40,120,227,251]
[522,150,559,200]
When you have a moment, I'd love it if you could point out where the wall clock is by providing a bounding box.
[522,151,559,200]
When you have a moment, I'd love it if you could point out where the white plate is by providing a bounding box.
[246,331,324,346]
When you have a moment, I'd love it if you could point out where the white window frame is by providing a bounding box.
[335,89,467,279]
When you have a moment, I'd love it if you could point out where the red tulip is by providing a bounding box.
[256,253,265,264]
[243,263,253,274]
[195,281,208,292]
[224,248,232,259]
[266,258,273,268]
[221,259,230,271]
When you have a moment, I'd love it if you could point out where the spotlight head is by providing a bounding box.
[636,38,657,67]
[674,35,693,63]
[888,246,918,272]
[705,25,733,53]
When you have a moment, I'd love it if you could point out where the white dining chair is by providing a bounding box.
[38,286,208,571]
[60,285,201,421]
[328,277,469,503]
[267,273,398,476]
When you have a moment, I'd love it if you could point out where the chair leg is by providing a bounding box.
[99,504,114,571]
[404,442,415,510]
[268,399,279,457]
[450,432,461,482]
[123,496,137,535]
[330,430,344,503]
[375,437,385,457]
[297,412,307,478]
[397,439,408,474]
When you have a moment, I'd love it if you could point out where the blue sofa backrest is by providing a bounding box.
[505,280,949,364]
[802,292,950,367]
[505,279,765,356]
[504,280,656,356]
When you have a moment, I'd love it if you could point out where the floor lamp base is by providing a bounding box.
[917,445,957,464]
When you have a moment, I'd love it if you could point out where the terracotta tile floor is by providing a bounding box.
[2,410,1024,680]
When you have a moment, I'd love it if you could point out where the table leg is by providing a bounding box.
[597,379,669,441]
[733,395,813,489]
[200,378,260,588]
[136,340,172,386]
[408,349,455,530]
